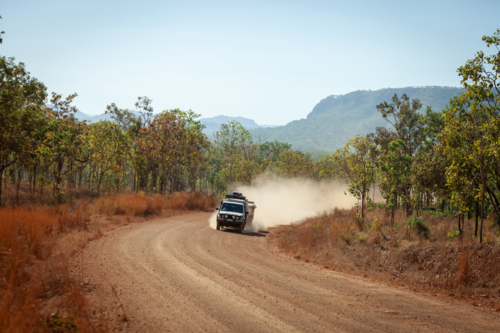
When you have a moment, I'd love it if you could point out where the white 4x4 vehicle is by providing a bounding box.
[215,192,256,233]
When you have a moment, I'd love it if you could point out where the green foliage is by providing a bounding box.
[333,135,376,221]
[356,234,367,243]
[3,27,500,251]
[407,216,430,239]
[249,87,464,152]
[276,150,313,178]
[0,57,47,204]
[447,229,460,241]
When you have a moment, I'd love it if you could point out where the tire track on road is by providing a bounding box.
[79,212,500,332]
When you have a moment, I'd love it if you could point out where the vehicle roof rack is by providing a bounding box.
[225,194,246,200]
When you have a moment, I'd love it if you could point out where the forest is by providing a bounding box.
[1,18,500,331]
[1,28,500,247]
[249,86,465,151]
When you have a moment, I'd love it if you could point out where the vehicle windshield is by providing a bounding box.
[220,203,244,213]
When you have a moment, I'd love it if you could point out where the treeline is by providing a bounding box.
[0,54,213,205]
[2,28,500,245]
[0,56,329,206]
[325,28,500,243]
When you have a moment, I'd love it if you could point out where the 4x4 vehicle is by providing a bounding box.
[215,192,256,233]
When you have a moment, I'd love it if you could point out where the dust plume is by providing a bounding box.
[208,175,357,232]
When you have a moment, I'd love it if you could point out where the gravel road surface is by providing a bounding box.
[79,212,499,332]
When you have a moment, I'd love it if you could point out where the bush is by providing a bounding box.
[408,216,430,239]
[447,229,460,241]
[0,206,97,330]
[94,191,217,218]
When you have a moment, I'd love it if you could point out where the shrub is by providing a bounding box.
[407,216,430,239]
[0,206,98,331]
[447,229,460,241]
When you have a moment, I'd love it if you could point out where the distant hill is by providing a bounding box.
[72,112,277,136]
[74,110,141,123]
[249,86,465,152]
[200,116,256,136]
[199,115,279,136]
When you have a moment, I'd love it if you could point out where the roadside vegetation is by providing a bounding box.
[270,206,500,309]
[269,28,500,309]
[2,18,500,332]
[0,186,215,331]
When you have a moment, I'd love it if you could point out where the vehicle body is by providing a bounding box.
[215,192,256,233]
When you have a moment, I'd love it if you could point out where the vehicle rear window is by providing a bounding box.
[220,203,244,213]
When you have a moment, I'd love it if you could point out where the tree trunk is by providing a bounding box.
[474,201,479,237]
[16,169,21,205]
[78,168,83,188]
[32,163,37,196]
[97,171,104,195]
[480,168,486,244]
[458,213,463,240]
[361,191,365,221]
[0,168,3,206]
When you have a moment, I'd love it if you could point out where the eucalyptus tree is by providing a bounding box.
[276,150,313,179]
[379,139,412,224]
[86,121,130,194]
[332,135,376,222]
[0,57,47,205]
[135,96,154,127]
[442,28,500,242]
[376,94,424,157]
[214,121,254,186]
[105,103,139,133]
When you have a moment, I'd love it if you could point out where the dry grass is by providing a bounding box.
[0,205,102,332]
[1,183,99,208]
[269,206,500,310]
[0,190,216,332]
[94,191,217,219]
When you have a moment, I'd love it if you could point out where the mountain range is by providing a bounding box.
[249,86,465,152]
[72,86,465,153]
[72,112,277,135]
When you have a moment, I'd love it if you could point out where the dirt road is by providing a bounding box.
[79,212,499,332]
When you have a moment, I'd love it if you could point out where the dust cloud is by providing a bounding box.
[208,175,357,232]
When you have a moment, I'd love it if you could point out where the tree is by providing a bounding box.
[169,109,210,191]
[105,103,139,133]
[0,57,47,205]
[441,28,500,242]
[333,135,376,222]
[86,121,130,194]
[256,141,292,163]
[214,121,254,186]
[135,96,154,127]
[379,139,412,224]
[374,93,425,214]
[376,93,424,157]
[40,93,82,200]
[0,15,4,44]
[310,154,340,181]
[411,106,449,211]
[276,150,313,178]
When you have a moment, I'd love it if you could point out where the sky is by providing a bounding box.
[2,0,499,125]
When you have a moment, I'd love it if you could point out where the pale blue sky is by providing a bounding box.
[2,0,499,125]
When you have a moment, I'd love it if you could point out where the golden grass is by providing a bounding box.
[0,190,216,332]
[0,206,102,332]
[94,191,217,218]
[270,206,500,309]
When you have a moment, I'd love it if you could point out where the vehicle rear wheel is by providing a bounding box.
[216,220,220,230]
